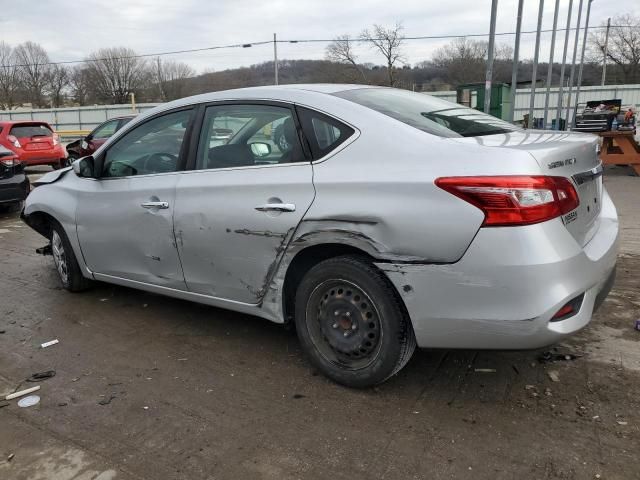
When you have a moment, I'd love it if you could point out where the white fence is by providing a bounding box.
[0,103,160,131]
[1,83,639,131]
[430,83,640,126]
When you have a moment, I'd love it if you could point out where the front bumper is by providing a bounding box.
[378,189,619,350]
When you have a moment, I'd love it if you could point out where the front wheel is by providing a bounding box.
[295,255,416,388]
[50,222,91,292]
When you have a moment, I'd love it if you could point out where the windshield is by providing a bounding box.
[334,88,519,138]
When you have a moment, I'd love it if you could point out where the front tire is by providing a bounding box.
[295,255,416,388]
[50,222,91,292]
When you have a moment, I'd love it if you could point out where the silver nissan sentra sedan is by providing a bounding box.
[22,84,618,388]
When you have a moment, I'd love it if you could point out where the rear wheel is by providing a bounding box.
[295,255,416,388]
[50,222,91,292]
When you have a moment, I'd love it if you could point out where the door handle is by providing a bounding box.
[141,201,169,209]
[255,203,296,212]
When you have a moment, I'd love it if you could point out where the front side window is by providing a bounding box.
[334,88,519,138]
[196,104,305,170]
[102,109,192,178]
[92,119,119,139]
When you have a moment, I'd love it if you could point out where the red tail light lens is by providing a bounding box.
[435,176,579,227]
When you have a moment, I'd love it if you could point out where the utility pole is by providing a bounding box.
[543,0,560,129]
[273,33,279,85]
[572,0,594,126]
[564,0,584,128]
[601,17,611,86]
[508,0,524,123]
[528,0,544,128]
[484,0,498,114]
[555,0,574,129]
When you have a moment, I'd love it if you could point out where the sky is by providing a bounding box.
[0,0,638,74]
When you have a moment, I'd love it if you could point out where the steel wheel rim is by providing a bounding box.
[51,231,69,284]
[305,279,383,370]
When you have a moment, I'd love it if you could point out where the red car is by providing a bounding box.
[0,121,67,169]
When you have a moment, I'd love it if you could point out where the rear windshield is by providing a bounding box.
[334,88,519,138]
[10,123,53,138]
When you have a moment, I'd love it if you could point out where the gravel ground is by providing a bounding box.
[0,166,638,480]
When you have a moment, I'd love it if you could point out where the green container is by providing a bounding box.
[455,82,512,121]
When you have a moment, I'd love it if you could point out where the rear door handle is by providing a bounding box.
[254,203,296,212]
[141,201,169,209]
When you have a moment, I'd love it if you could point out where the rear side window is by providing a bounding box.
[10,124,53,138]
[297,107,354,160]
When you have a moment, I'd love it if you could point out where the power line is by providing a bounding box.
[0,24,632,69]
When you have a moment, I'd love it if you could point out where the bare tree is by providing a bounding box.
[0,42,20,109]
[69,65,92,105]
[361,23,405,86]
[431,37,488,85]
[46,64,70,107]
[14,41,51,107]
[153,57,195,101]
[84,47,147,104]
[590,14,640,84]
[325,35,367,82]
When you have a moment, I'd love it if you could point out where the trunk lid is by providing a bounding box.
[453,130,602,247]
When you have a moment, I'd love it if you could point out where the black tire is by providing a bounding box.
[295,255,416,388]
[50,221,91,292]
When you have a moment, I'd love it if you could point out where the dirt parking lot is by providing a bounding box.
[1,167,639,480]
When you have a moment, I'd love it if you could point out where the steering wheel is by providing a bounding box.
[143,152,178,173]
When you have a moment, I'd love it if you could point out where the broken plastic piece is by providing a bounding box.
[17,395,40,408]
[40,339,59,348]
[6,385,40,400]
[26,370,56,382]
[474,368,496,373]
[547,370,560,382]
[538,351,582,364]
[35,244,52,255]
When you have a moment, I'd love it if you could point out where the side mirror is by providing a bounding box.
[250,142,271,157]
[72,156,97,178]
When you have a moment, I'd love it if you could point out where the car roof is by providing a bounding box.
[0,120,53,126]
[141,83,382,121]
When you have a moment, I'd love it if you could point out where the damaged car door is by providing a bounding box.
[173,103,314,303]
[75,108,194,289]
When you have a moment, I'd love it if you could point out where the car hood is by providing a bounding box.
[33,167,73,186]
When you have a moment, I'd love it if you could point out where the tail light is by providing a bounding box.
[7,135,21,148]
[435,176,579,227]
[53,133,60,146]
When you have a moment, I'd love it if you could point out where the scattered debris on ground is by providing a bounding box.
[538,350,582,363]
[40,339,59,349]
[26,370,56,382]
[547,370,561,382]
[17,395,40,408]
[5,385,40,400]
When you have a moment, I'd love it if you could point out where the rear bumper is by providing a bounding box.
[0,173,30,204]
[17,146,66,166]
[378,188,619,350]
